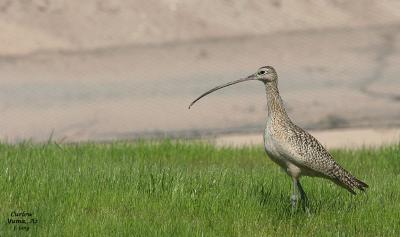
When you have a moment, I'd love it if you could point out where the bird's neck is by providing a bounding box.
[265,81,290,122]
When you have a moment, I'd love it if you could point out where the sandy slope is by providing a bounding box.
[0,24,399,143]
[1,0,400,55]
[0,1,399,143]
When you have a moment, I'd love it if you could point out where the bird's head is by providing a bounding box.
[252,66,277,83]
[188,66,277,109]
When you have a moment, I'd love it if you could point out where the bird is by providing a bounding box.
[189,66,368,210]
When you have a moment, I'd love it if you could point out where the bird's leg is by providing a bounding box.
[291,178,299,211]
[296,180,310,212]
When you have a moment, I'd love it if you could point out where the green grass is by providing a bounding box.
[0,140,399,236]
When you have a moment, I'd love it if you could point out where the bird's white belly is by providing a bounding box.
[264,130,302,178]
[264,132,287,167]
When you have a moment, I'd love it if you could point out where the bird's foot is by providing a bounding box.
[302,202,311,216]
[290,194,298,212]
[300,197,310,212]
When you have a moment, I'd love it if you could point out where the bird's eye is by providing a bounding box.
[258,70,266,75]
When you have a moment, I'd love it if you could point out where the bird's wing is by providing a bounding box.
[280,124,338,176]
[279,124,368,193]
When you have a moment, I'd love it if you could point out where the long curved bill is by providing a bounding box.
[188,74,257,109]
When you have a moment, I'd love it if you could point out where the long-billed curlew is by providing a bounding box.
[189,66,368,210]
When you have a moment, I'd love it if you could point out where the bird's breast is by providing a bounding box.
[264,128,287,166]
[264,128,305,178]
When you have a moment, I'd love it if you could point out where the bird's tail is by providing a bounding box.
[331,165,369,195]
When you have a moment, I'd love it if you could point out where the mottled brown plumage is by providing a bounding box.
[262,66,367,195]
[189,66,368,209]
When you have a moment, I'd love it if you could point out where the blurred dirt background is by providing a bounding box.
[0,0,399,142]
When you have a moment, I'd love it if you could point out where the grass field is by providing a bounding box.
[0,140,399,236]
